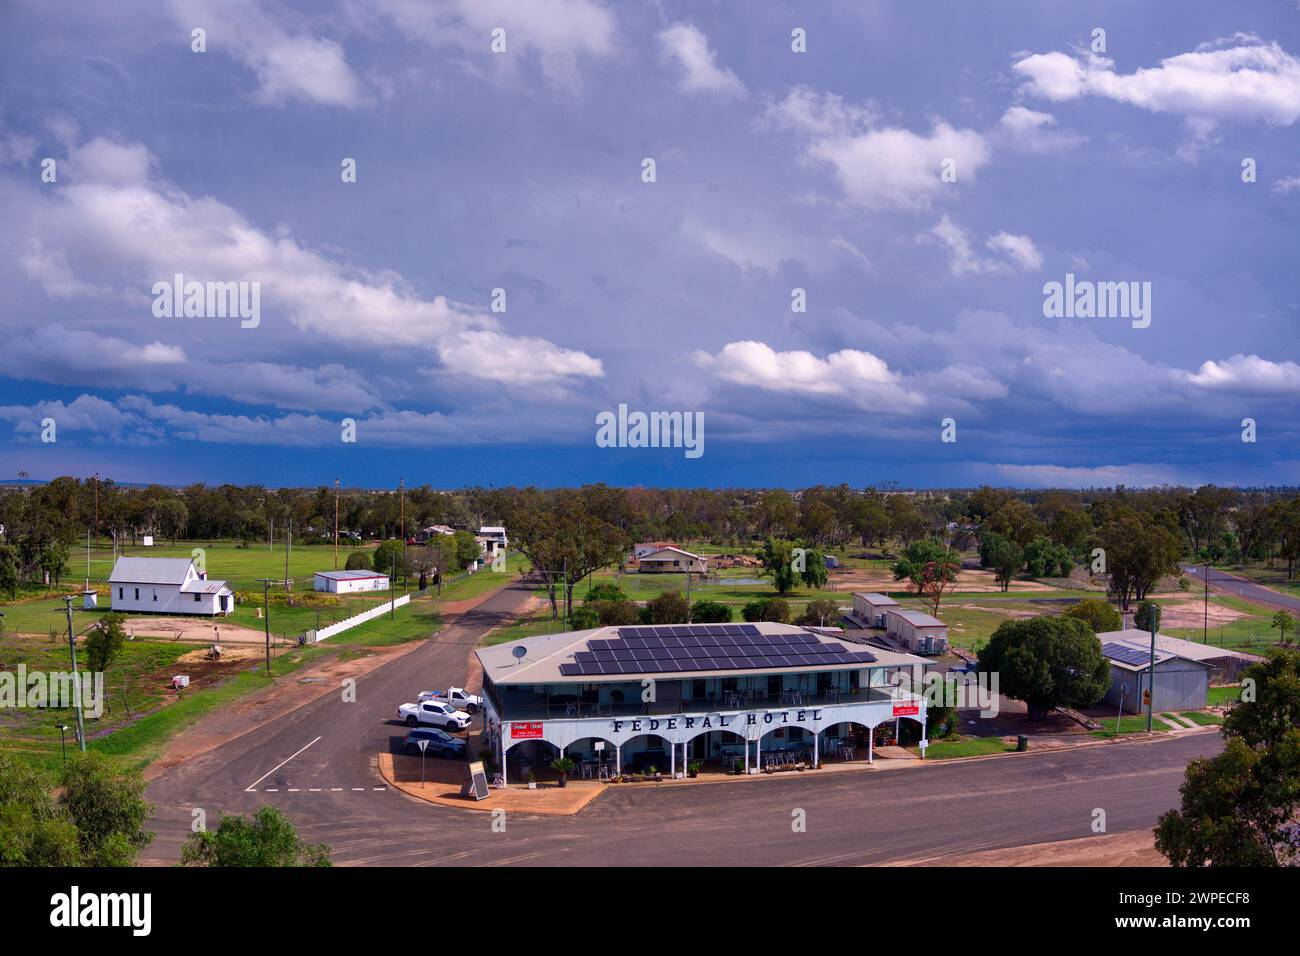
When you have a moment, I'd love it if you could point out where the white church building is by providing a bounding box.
[108,557,234,616]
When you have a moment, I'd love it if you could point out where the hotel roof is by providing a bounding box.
[478,622,929,686]
[1096,630,1262,665]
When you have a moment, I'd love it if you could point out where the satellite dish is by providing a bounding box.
[512,646,527,661]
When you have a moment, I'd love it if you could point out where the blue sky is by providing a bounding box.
[1,0,1298,489]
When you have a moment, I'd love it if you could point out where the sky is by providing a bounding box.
[1,0,1298,490]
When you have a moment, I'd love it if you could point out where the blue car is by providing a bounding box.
[404,727,467,759]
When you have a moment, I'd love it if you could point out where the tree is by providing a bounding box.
[642,591,689,625]
[742,597,790,623]
[589,599,641,626]
[757,538,798,594]
[798,547,829,590]
[1063,598,1122,634]
[689,600,731,623]
[58,753,153,866]
[0,543,17,599]
[1023,536,1072,578]
[1096,509,1182,610]
[979,532,1022,592]
[85,613,127,676]
[372,539,407,577]
[1134,600,1160,633]
[0,754,80,866]
[180,806,331,867]
[452,530,481,570]
[977,615,1111,719]
[1271,610,1295,645]
[797,599,840,627]
[893,539,961,614]
[344,550,372,571]
[1155,650,1300,866]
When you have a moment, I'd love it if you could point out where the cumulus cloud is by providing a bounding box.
[16,135,603,391]
[924,216,1042,275]
[1013,35,1300,133]
[763,86,877,136]
[995,106,1085,153]
[170,0,368,107]
[658,22,745,97]
[1185,354,1300,394]
[363,0,616,86]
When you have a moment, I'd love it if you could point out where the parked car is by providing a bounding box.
[403,727,467,759]
[416,686,483,714]
[399,699,472,731]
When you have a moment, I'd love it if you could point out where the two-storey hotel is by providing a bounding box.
[475,622,931,783]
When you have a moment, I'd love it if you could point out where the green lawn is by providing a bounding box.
[1178,710,1224,727]
[1092,715,1173,737]
[916,736,1016,759]
[1207,685,1242,707]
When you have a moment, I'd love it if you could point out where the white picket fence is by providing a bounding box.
[308,594,410,643]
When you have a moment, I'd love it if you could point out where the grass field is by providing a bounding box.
[1162,593,1280,651]
[914,735,1016,759]
[1207,685,1243,707]
[1092,715,1173,737]
[1177,710,1224,727]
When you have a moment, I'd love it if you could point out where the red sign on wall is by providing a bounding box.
[892,702,920,717]
[510,721,544,740]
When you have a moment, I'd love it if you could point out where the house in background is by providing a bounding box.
[633,541,678,560]
[637,546,708,574]
[1097,631,1215,714]
[477,525,508,559]
[885,607,949,655]
[108,557,233,616]
[313,570,391,594]
[852,592,900,628]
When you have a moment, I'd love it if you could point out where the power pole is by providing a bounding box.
[256,577,292,674]
[334,478,340,570]
[92,472,99,544]
[285,515,292,589]
[1202,559,1209,644]
[60,598,86,751]
[399,477,406,589]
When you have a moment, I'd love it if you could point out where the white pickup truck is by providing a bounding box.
[417,686,483,714]
[399,699,472,731]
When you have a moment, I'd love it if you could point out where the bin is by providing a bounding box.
[1016,735,1028,752]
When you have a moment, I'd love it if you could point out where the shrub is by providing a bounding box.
[344,550,372,571]
[742,597,790,623]
[689,600,732,623]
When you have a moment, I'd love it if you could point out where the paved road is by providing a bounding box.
[145,579,1221,866]
[1181,564,1300,613]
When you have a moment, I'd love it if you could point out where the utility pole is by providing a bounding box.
[1146,604,1161,734]
[256,577,291,674]
[334,478,340,570]
[92,472,99,544]
[285,515,292,590]
[1203,559,1209,644]
[399,477,406,589]
[390,554,397,619]
[685,565,692,623]
[60,597,86,752]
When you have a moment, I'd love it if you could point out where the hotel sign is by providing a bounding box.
[611,709,824,734]
[892,702,920,717]
[510,721,544,740]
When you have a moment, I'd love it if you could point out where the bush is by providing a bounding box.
[584,582,627,603]
[570,605,599,630]
[345,550,372,571]
[591,599,641,626]
[689,600,732,623]
[180,806,330,867]
[796,599,840,627]
[1062,598,1122,634]
[642,591,689,625]
[742,597,790,623]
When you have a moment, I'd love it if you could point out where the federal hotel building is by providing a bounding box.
[475,622,930,781]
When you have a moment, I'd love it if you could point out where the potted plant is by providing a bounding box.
[550,756,575,788]
[527,771,537,790]
[687,761,702,779]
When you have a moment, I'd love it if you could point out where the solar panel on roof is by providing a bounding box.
[1102,642,1156,666]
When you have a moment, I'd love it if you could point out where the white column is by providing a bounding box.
[499,729,507,786]
[755,733,762,773]
[743,738,749,774]
[670,741,676,777]
[812,731,819,769]
[616,744,622,776]
[868,725,874,764]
